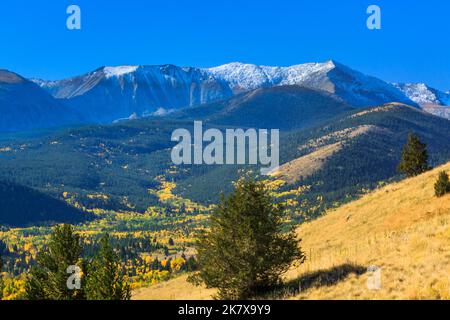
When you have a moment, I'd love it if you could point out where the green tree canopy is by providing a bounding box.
[189,178,305,299]
[25,224,85,300]
[435,171,450,197]
[85,233,131,300]
[398,132,430,177]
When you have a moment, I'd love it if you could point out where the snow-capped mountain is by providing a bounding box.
[34,65,233,123]
[33,61,416,123]
[393,83,450,106]
[393,83,450,119]
[208,61,416,108]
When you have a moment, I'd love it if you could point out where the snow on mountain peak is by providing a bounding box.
[31,60,420,123]
[393,82,450,106]
[205,61,337,92]
[103,66,139,78]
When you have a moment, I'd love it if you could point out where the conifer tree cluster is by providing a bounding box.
[25,225,131,300]
[85,234,131,300]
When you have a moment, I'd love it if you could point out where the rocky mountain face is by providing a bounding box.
[33,61,417,124]
[393,82,449,106]
[34,65,233,123]
[393,83,450,119]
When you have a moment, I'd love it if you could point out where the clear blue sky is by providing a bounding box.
[0,0,449,90]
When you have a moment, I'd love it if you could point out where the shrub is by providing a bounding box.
[435,171,450,197]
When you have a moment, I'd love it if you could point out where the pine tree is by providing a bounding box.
[25,224,85,300]
[435,171,450,197]
[85,234,131,300]
[398,132,430,177]
[189,178,305,299]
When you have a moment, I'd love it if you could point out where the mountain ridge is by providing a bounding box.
[0,69,84,132]
[393,83,450,120]
[393,82,450,106]
[0,179,89,227]
[31,60,418,124]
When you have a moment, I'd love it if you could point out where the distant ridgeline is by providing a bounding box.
[0,180,90,227]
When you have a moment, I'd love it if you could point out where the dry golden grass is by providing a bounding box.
[271,142,342,183]
[134,162,450,300]
[287,162,450,300]
[132,274,214,300]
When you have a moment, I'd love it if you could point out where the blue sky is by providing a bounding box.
[0,0,449,90]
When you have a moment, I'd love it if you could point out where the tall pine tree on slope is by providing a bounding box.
[189,177,305,299]
[398,132,430,177]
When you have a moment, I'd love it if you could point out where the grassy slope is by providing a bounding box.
[133,161,450,300]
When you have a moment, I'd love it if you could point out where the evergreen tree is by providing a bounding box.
[435,171,450,197]
[25,224,85,300]
[189,178,305,299]
[398,132,430,177]
[85,234,131,300]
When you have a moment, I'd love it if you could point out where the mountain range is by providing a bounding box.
[1,60,450,225]
[32,60,417,124]
[3,60,445,132]
[2,60,449,133]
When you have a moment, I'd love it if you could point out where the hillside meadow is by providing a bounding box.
[133,161,450,300]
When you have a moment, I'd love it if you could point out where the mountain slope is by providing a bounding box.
[394,83,450,120]
[168,85,355,130]
[0,180,88,227]
[288,161,450,299]
[393,83,450,106]
[0,120,184,212]
[421,104,450,120]
[35,65,233,123]
[207,61,416,107]
[133,161,450,300]
[1,102,449,217]
[34,61,416,124]
[176,103,450,210]
[0,70,83,132]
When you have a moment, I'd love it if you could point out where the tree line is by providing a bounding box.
[25,225,130,300]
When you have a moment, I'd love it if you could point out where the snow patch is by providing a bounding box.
[103,66,139,78]
[205,61,335,91]
[393,83,450,106]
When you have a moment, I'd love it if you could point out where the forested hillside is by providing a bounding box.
[0,180,87,227]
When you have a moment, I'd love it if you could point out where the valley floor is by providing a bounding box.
[133,162,450,300]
